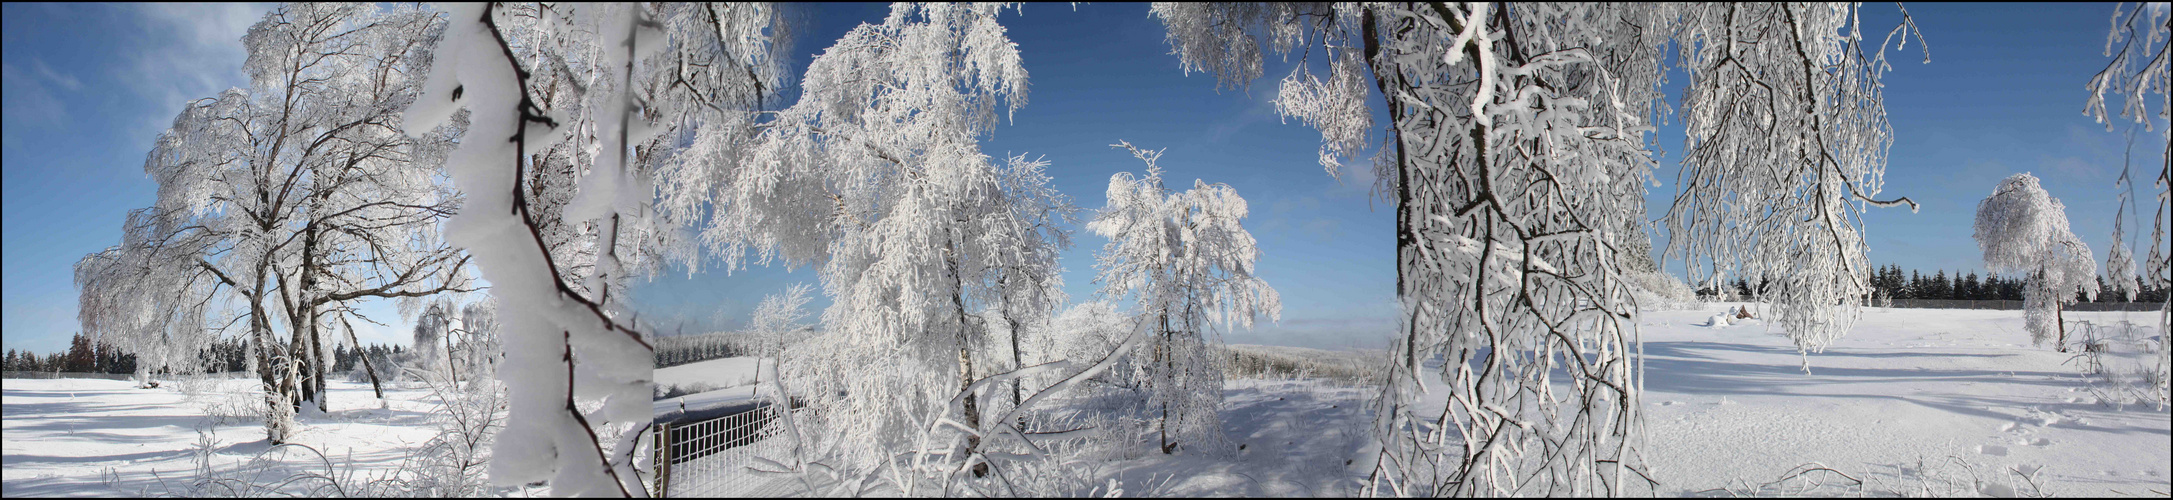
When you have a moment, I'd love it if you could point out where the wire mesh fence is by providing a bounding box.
[649,402,812,497]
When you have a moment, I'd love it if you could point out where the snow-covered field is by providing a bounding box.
[2,377,465,497]
[1635,303,2169,496]
[653,356,771,424]
[5,303,2167,497]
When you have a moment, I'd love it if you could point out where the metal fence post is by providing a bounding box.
[654,421,672,498]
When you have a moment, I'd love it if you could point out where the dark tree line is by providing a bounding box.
[5,335,257,375]
[5,334,419,381]
[3,333,134,374]
[1700,264,2171,303]
[1865,264,2169,303]
[331,343,409,375]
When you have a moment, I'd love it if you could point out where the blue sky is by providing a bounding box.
[4,3,2162,355]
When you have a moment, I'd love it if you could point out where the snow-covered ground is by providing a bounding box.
[656,356,769,391]
[652,357,772,425]
[1066,303,2167,497]
[1081,377,1376,497]
[1635,303,2170,496]
[7,304,2168,497]
[2,377,461,497]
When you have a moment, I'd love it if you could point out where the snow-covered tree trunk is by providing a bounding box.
[1151,2,1924,495]
[402,3,686,495]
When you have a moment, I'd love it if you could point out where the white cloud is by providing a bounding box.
[29,58,81,91]
[115,3,270,142]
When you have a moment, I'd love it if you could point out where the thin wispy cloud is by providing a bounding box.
[115,3,266,142]
[0,61,68,131]
[29,58,80,91]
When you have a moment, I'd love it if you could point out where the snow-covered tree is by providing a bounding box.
[73,220,217,387]
[1150,2,1924,495]
[683,2,1090,488]
[75,3,467,443]
[1088,141,1281,455]
[404,2,799,495]
[1974,173,2101,351]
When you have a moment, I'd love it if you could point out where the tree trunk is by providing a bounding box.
[340,315,386,399]
[1002,273,1025,412]
[945,238,987,477]
[249,276,288,443]
[2056,303,2068,352]
[1158,311,1173,455]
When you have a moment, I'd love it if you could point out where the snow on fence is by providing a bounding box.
[648,402,808,497]
[1881,299,2163,312]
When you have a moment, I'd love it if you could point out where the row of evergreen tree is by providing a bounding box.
[1864,264,2169,303]
[2,333,137,374]
[331,342,410,375]
[4,335,255,375]
[1701,265,2170,303]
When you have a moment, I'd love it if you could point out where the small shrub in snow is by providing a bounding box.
[1625,270,1702,311]
[2066,320,2172,410]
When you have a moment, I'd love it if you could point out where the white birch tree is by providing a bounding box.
[1150,2,1924,495]
[1088,140,1281,456]
[673,3,1107,489]
[1973,173,2101,352]
[75,2,470,443]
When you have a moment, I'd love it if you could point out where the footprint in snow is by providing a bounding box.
[2027,438,2052,447]
[1975,444,2008,456]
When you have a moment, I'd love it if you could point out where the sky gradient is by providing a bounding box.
[5,3,2164,355]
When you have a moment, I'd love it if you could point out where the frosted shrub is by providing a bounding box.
[2068,320,2173,410]
[1624,269,1701,311]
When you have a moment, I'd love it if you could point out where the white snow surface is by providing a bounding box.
[2,377,456,497]
[654,356,769,392]
[1631,303,2169,496]
[650,356,771,423]
[7,304,2169,497]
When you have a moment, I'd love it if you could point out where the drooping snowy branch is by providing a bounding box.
[1663,3,1924,355]
[695,3,1079,489]
[2084,2,2170,342]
